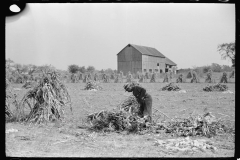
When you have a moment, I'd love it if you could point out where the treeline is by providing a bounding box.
[177,63,234,77]
[6,58,234,84]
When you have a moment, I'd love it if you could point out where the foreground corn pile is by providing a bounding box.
[87,96,144,133]
[162,83,181,91]
[152,112,234,138]
[84,80,103,91]
[86,95,234,137]
[154,137,217,153]
[203,83,228,92]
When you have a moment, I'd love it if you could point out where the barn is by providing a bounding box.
[117,44,177,75]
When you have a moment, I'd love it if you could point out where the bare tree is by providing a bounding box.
[218,42,235,67]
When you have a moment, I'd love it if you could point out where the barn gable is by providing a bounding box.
[117,44,177,74]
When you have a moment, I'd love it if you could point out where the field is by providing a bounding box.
[6,81,235,157]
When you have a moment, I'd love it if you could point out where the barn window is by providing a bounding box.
[160,69,162,73]
[149,69,152,72]
[143,69,147,72]
[155,69,158,72]
[157,63,159,66]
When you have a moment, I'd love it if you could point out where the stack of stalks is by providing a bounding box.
[150,72,156,83]
[205,71,213,83]
[114,74,122,83]
[176,74,183,83]
[190,71,199,83]
[6,78,14,118]
[203,83,228,92]
[229,70,235,78]
[138,74,145,83]
[163,73,169,83]
[20,71,72,124]
[84,80,103,90]
[162,83,181,91]
[220,72,228,83]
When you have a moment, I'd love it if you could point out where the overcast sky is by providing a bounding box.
[6,3,235,71]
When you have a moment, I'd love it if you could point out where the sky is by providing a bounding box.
[6,3,235,71]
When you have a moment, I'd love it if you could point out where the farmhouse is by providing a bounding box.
[117,44,177,75]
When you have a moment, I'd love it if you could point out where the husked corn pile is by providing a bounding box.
[84,80,103,90]
[154,137,217,153]
[152,112,234,138]
[203,83,228,92]
[162,83,181,91]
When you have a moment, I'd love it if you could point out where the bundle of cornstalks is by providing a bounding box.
[163,73,169,83]
[114,74,122,83]
[205,72,213,83]
[150,72,156,83]
[190,71,199,83]
[176,74,183,83]
[93,74,98,81]
[83,75,88,83]
[162,83,181,91]
[20,71,72,123]
[84,80,103,90]
[6,79,14,118]
[203,83,228,92]
[126,73,133,83]
[154,112,234,138]
[229,70,234,78]
[220,72,228,83]
[138,74,145,83]
[102,74,110,83]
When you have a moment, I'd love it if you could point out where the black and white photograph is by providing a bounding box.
[6,2,235,157]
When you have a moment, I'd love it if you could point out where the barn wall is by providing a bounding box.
[142,55,165,73]
[118,46,142,75]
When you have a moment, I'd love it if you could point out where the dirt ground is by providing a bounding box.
[6,82,235,157]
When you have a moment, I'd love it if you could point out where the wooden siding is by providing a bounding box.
[117,46,142,75]
[142,55,165,73]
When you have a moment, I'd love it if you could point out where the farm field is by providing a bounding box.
[6,82,235,157]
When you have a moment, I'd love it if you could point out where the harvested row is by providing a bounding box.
[203,83,228,92]
[161,83,181,91]
[84,80,103,91]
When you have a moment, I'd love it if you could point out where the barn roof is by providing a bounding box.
[117,44,177,66]
[165,57,177,66]
[130,44,166,58]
